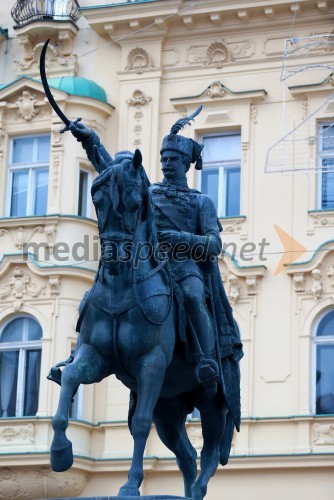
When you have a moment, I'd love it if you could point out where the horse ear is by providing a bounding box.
[133,149,142,170]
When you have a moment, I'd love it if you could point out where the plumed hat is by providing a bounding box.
[160,105,204,170]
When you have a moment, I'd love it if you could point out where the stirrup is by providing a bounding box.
[195,358,219,385]
[47,366,62,386]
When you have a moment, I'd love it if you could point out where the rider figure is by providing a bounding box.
[69,108,222,397]
[150,112,221,397]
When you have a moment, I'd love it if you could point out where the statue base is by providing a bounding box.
[47,497,190,500]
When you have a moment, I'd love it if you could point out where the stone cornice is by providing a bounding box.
[81,0,334,40]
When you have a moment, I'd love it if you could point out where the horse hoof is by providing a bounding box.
[50,441,73,472]
[118,484,140,497]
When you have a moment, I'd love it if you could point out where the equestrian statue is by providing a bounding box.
[41,40,243,500]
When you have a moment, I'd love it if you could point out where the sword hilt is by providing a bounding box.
[60,117,82,134]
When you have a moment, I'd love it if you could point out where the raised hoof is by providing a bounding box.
[50,441,73,472]
[118,484,140,497]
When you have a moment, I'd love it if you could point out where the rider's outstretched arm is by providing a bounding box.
[69,121,113,174]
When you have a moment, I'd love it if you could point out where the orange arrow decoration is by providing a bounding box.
[274,224,307,276]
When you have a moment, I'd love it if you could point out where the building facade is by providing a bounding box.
[0,0,334,498]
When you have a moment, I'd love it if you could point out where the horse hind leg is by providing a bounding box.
[51,344,109,472]
[153,398,197,498]
[191,397,227,500]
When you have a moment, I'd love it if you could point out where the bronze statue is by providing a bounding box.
[41,40,243,500]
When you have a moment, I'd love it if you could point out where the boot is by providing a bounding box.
[195,358,219,398]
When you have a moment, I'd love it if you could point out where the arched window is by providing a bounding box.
[314,309,334,414]
[0,317,42,417]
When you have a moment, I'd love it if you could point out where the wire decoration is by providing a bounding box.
[265,33,334,174]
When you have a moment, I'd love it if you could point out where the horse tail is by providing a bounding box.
[128,390,137,435]
[219,410,235,466]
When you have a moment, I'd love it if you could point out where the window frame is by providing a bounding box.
[198,131,241,218]
[312,308,334,415]
[6,134,50,217]
[0,315,42,417]
[317,121,334,210]
[77,166,92,218]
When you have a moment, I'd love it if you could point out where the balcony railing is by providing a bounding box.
[11,0,81,28]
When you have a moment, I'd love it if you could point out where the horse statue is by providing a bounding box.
[40,37,242,500]
[48,145,241,500]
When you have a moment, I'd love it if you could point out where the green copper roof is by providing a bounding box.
[47,77,107,103]
[0,76,109,105]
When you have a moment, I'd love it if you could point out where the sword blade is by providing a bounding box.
[40,39,70,126]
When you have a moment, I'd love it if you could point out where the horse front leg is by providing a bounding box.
[118,346,167,497]
[51,344,109,472]
[191,396,227,500]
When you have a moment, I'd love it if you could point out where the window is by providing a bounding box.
[318,122,334,209]
[7,135,50,217]
[314,309,334,414]
[199,133,241,217]
[0,317,42,417]
[78,168,91,217]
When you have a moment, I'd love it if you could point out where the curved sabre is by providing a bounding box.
[40,39,81,132]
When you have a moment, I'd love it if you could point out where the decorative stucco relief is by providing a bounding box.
[16,90,39,121]
[126,47,153,73]
[326,263,334,287]
[289,253,334,298]
[0,266,61,306]
[228,274,241,304]
[0,267,45,301]
[0,467,87,499]
[246,276,258,295]
[51,154,62,195]
[313,422,334,445]
[311,268,324,300]
[0,128,6,153]
[186,39,254,68]
[0,423,34,444]
[229,40,255,59]
[206,81,226,98]
[206,41,230,68]
[308,210,334,234]
[4,90,50,124]
[0,224,57,254]
[126,90,152,147]
[51,121,64,147]
[293,273,306,292]
[220,216,246,234]
[14,39,78,77]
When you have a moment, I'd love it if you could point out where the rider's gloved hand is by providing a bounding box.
[158,230,184,247]
[69,121,93,142]
[158,230,221,257]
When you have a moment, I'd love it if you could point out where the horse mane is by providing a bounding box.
[108,155,159,258]
[140,168,159,255]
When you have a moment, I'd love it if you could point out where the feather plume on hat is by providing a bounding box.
[170,105,203,135]
[161,105,204,170]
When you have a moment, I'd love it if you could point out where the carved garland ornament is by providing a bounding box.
[126,90,152,147]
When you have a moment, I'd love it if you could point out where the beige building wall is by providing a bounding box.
[0,0,334,499]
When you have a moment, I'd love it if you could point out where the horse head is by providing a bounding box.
[98,149,153,275]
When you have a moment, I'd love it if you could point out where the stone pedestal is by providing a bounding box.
[47,497,190,500]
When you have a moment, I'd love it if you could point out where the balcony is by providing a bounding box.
[11,0,81,29]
